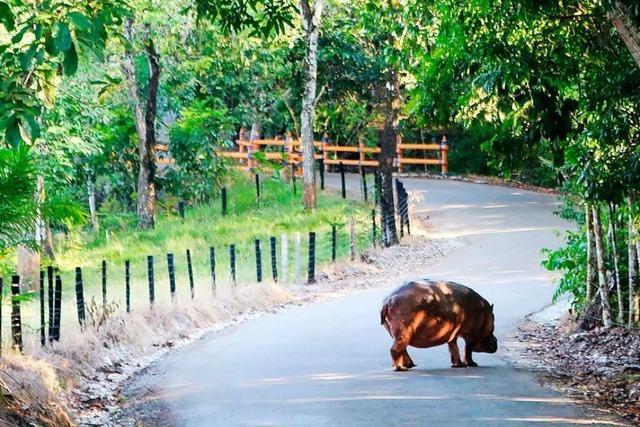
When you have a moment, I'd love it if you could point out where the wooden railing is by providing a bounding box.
[216,136,449,174]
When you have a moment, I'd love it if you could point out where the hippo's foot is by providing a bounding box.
[393,365,410,372]
[451,362,467,368]
[465,361,478,368]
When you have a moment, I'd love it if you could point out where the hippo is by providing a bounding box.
[380,280,497,371]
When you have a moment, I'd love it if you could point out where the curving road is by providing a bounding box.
[118,177,625,426]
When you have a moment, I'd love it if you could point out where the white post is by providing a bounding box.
[295,232,302,284]
[281,233,288,284]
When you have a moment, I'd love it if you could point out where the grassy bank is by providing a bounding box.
[2,174,372,350]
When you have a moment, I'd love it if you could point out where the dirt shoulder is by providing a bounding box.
[503,301,640,425]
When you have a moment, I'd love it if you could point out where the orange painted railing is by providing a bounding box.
[216,134,448,174]
[156,134,449,174]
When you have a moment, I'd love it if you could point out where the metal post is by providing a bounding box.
[340,162,346,199]
[255,173,261,201]
[167,253,176,301]
[270,236,278,282]
[178,200,185,221]
[147,255,155,306]
[75,267,86,327]
[361,168,368,202]
[229,244,237,285]
[187,249,195,299]
[47,265,54,341]
[221,187,228,216]
[125,260,131,312]
[11,275,22,352]
[101,260,107,305]
[255,239,263,283]
[307,232,316,284]
[53,274,62,341]
[39,271,45,346]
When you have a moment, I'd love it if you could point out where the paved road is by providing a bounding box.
[120,177,625,426]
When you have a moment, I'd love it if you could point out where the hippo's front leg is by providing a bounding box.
[447,340,466,368]
[464,341,478,367]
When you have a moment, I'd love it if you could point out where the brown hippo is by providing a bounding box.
[380,280,497,371]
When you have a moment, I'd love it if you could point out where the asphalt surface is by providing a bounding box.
[119,176,626,426]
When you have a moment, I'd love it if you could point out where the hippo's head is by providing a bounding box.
[474,304,497,354]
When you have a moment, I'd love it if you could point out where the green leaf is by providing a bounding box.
[54,22,72,51]
[5,116,22,147]
[62,42,78,76]
[67,12,91,31]
[0,1,15,31]
[21,113,40,140]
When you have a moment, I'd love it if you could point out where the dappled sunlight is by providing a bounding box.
[427,226,559,239]
[476,417,627,426]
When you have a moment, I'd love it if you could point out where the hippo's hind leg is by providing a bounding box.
[390,327,415,371]
[401,350,416,369]
[448,340,466,368]
[463,340,478,367]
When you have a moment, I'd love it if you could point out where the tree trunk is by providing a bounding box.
[123,18,159,230]
[627,208,638,326]
[593,204,613,328]
[298,0,324,210]
[608,203,624,324]
[586,204,597,304]
[378,68,400,247]
[609,2,640,69]
[87,168,99,232]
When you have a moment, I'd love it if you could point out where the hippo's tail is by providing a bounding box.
[380,303,388,325]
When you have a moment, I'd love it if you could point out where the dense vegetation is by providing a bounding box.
[1,0,639,327]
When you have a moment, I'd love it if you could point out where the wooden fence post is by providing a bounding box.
[186,249,195,299]
[281,234,288,284]
[307,232,316,284]
[39,271,45,346]
[147,255,155,306]
[11,275,22,352]
[75,267,86,327]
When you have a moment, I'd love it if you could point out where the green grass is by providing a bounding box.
[1,174,375,346]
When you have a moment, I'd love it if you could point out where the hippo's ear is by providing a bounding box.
[490,304,494,311]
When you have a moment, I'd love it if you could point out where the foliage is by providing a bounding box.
[542,230,588,309]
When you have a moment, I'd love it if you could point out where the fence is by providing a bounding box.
[0,175,412,355]
[215,133,449,175]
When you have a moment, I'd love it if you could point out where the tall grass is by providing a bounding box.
[1,174,374,351]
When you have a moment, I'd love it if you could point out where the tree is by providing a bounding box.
[122,17,160,229]
[298,0,324,209]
